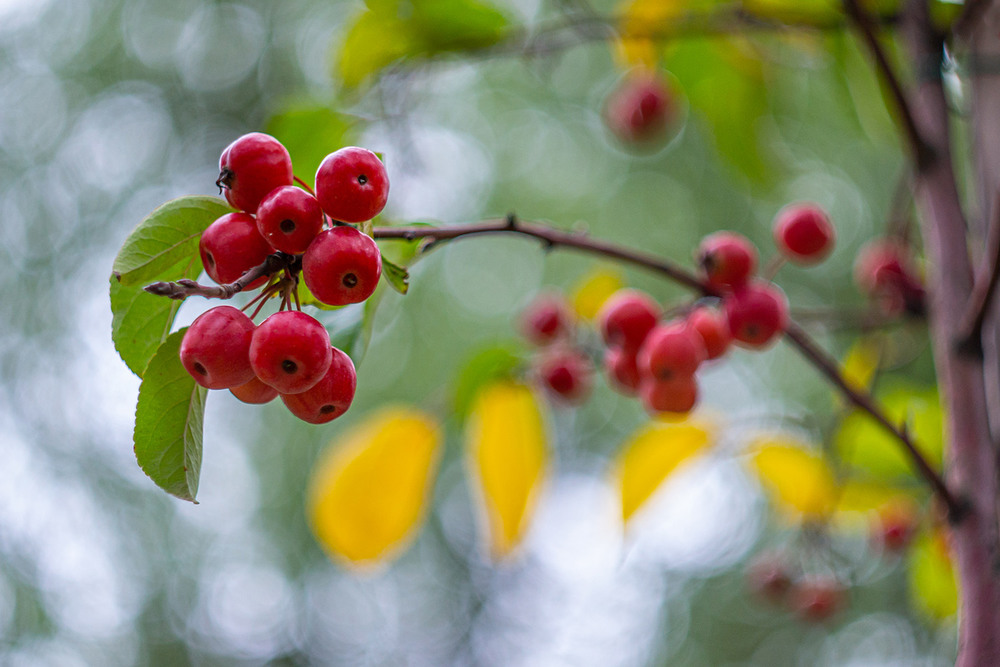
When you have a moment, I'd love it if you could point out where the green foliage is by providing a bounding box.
[111,196,231,287]
[452,344,523,420]
[133,329,207,503]
[266,107,353,183]
[381,254,410,294]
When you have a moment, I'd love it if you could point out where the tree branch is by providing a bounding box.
[842,0,935,169]
[144,253,296,300]
[956,186,1000,356]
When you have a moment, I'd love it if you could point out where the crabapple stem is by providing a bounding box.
[293,175,316,196]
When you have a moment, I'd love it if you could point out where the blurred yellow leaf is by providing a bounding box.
[833,480,915,527]
[466,381,547,557]
[840,336,883,396]
[751,438,837,519]
[570,268,624,320]
[617,417,713,523]
[337,10,422,89]
[908,527,958,621]
[307,407,442,568]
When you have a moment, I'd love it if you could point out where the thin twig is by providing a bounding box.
[842,0,935,169]
[956,186,1000,356]
[143,253,295,300]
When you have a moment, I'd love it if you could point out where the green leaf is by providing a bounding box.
[834,385,944,481]
[908,529,958,622]
[413,0,510,53]
[133,329,207,502]
[337,9,422,90]
[266,106,352,184]
[110,254,200,377]
[381,254,409,294]
[112,196,232,286]
[452,344,523,420]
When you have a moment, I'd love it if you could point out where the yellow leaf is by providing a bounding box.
[751,438,837,520]
[833,481,916,527]
[570,268,624,321]
[616,417,713,523]
[466,381,548,557]
[908,527,958,622]
[307,406,442,568]
[841,336,883,396]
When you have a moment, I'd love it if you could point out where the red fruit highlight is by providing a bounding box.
[637,321,707,380]
[724,281,788,349]
[302,226,382,306]
[686,306,730,360]
[697,231,758,290]
[179,306,256,389]
[250,311,333,394]
[773,203,835,265]
[199,212,273,289]
[314,147,389,223]
[521,292,574,346]
[597,289,661,350]
[229,376,278,404]
[282,347,357,424]
[217,132,294,214]
[256,185,324,255]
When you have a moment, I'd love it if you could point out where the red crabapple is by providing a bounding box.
[229,376,278,404]
[281,346,357,424]
[217,132,294,214]
[724,281,788,349]
[302,226,382,306]
[256,185,324,255]
[314,147,389,223]
[535,346,593,404]
[789,578,845,623]
[179,306,256,389]
[854,239,925,316]
[521,292,574,345]
[637,321,707,380]
[597,289,661,350]
[686,305,730,360]
[250,311,333,394]
[746,553,794,604]
[604,346,642,394]
[773,203,835,265]
[199,212,274,289]
[697,232,758,290]
[639,374,699,414]
[604,69,677,145]
[872,504,918,554]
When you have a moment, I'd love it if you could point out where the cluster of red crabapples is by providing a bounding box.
[178,132,389,424]
[522,203,837,414]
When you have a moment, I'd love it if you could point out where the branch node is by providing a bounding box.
[505,212,518,230]
[947,495,974,526]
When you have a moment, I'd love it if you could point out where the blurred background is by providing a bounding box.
[0,0,960,664]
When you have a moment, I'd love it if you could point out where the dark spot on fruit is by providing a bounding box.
[357,174,368,185]
[343,273,358,288]
[205,253,215,268]
[282,360,298,374]
[320,405,336,414]
[193,362,207,376]
[280,219,295,233]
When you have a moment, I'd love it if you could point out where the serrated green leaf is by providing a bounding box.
[112,196,231,286]
[381,254,409,294]
[266,106,352,184]
[134,329,207,502]
[110,253,200,377]
[452,344,523,419]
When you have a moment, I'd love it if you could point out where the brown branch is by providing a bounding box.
[953,0,990,41]
[842,0,935,169]
[956,186,1000,356]
[143,253,295,300]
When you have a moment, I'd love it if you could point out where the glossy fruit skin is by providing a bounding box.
[639,374,698,414]
[229,376,278,404]
[256,185,324,255]
[724,281,789,349]
[302,226,382,306]
[789,578,845,623]
[604,346,642,394]
[536,347,593,404]
[281,347,357,424]
[686,306,730,360]
[249,311,333,394]
[773,203,835,264]
[199,212,274,289]
[179,306,256,389]
[605,69,676,145]
[521,292,574,345]
[697,232,758,290]
[314,147,389,223]
[598,289,661,350]
[217,132,294,214]
[638,321,707,380]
